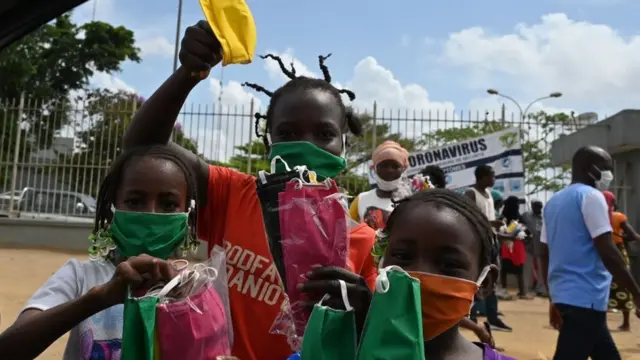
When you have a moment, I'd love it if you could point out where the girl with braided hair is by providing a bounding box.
[376,189,513,359]
[0,145,197,359]
[122,20,376,360]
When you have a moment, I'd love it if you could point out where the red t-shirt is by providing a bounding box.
[197,165,377,360]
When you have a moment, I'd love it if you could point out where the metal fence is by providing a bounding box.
[0,95,595,219]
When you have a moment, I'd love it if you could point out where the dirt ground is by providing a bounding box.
[1,248,640,359]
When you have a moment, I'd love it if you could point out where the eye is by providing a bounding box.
[438,258,467,276]
[389,247,416,264]
[123,197,144,210]
[276,129,297,139]
[319,128,338,140]
[158,200,180,213]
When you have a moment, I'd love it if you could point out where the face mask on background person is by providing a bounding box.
[373,172,402,192]
[591,165,614,190]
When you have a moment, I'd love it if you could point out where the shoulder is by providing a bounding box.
[208,164,254,186]
[349,223,376,248]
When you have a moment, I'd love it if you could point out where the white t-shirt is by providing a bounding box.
[470,187,496,221]
[353,189,395,230]
[24,259,122,360]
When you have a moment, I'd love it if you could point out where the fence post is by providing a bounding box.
[247,99,255,174]
[8,92,25,215]
[371,101,378,154]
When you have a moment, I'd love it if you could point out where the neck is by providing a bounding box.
[376,188,393,198]
[424,326,475,359]
[473,183,486,191]
[571,175,594,187]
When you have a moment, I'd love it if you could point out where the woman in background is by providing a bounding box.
[603,191,639,331]
[350,141,409,230]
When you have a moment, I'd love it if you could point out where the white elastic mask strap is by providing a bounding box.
[375,265,409,293]
[476,266,492,286]
[266,132,272,145]
[270,155,291,174]
[340,135,347,157]
[110,204,116,213]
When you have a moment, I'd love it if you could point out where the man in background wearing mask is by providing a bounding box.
[350,141,408,230]
[521,200,546,297]
[541,146,640,359]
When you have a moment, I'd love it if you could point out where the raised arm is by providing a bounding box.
[122,21,222,206]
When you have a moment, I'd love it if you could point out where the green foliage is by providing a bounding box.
[0,14,140,191]
[419,111,579,195]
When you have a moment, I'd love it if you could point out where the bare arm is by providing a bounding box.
[541,243,550,296]
[0,290,105,360]
[594,233,640,298]
[465,189,476,202]
[122,21,223,207]
[622,221,640,242]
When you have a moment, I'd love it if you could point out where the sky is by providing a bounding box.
[69,0,640,163]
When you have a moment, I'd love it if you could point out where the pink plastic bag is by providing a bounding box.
[278,179,350,337]
[155,285,231,359]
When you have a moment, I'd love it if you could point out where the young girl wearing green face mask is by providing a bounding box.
[123,22,377,360]
[0,145,198,359]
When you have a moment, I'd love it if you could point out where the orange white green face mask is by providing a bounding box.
[377,265,491,341]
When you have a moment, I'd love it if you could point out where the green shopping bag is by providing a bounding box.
[121,293,158,360]
[301,280,358,360]
[357,266,425,360]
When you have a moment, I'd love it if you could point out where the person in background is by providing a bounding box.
[541,146,640,359]
[603,190,639,331]
[122,21,377,360]
[421,164,446,189]
[521,200,547,297]
[466,165,512,332]
[379,189,513,359]
[499,196,533,300]
[350,141,408,230]
[0,145,192,359]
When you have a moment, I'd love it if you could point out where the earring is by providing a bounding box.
[88,228,116,261]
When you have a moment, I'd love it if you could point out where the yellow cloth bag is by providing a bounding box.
[199,0,257,66]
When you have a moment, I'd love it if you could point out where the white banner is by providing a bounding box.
[367,128,525,201]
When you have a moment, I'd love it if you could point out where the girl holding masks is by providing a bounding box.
[350,141,409,230]
[0,145,197,359]
[122,21,377,360]
[379,189,513,359]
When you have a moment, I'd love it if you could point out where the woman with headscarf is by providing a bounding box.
[603,190,639,331]
[349,141,408,230]
[498,196,533,300]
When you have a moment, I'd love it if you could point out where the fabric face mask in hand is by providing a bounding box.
[409,266,491,340]
[199,0,257,66]
[109,209,189,259]
[268,141,347,180]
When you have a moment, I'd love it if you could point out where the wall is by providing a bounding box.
[0,218,209,260]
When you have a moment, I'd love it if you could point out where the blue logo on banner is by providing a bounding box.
[445,175,452,184]
[501,158,511,169]
[493,181,505,194]
[510,179,522,192]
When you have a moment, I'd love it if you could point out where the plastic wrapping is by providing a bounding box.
[276,178,350,340]
[121,257,232,360]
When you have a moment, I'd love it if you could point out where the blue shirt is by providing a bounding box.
[541,183,613,311]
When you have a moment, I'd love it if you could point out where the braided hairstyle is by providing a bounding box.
[94,144,199,241]
[383,188,497,271]
[242,53,363,150]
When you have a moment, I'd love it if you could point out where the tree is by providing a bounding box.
[57,90,201,196]
[418,111,581,195]
[0,14,141,189]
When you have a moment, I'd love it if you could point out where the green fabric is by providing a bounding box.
[109,210,188,259]
[121,295,158,360]
[301,303,358,360]
[357,269,425,360]
[268,141,347,179]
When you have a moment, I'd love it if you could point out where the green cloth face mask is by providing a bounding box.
[109,208,189,260]
[268,141,347,179]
